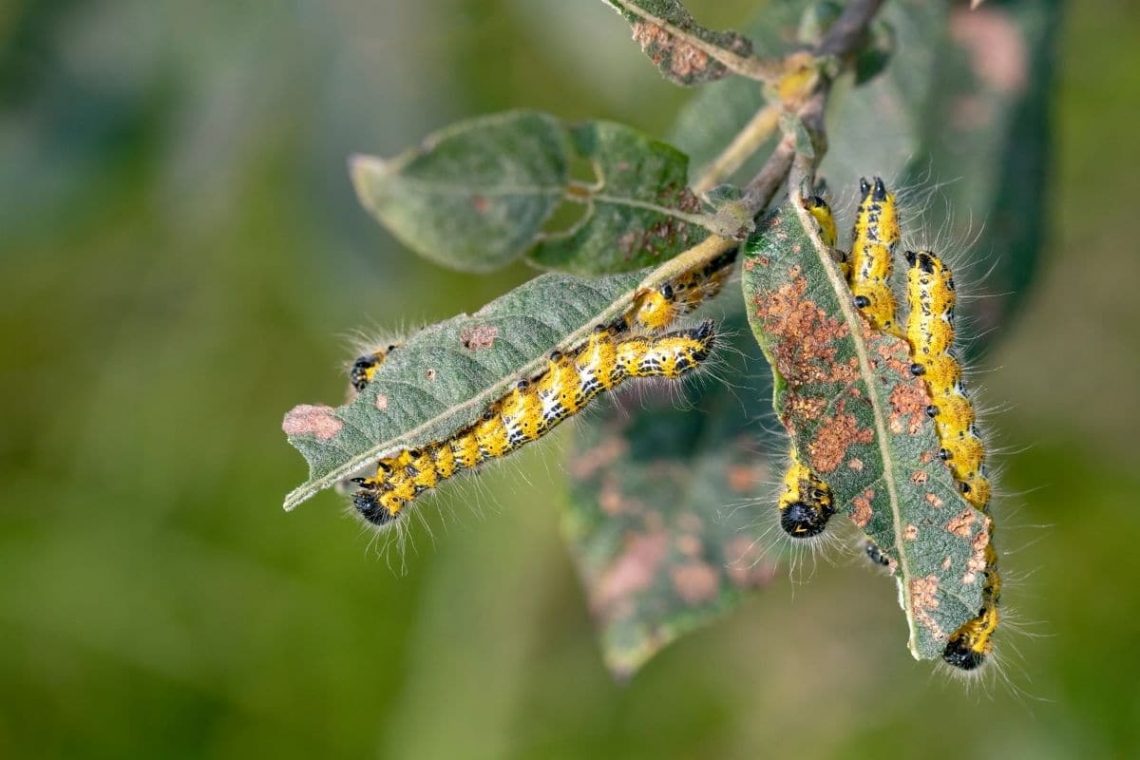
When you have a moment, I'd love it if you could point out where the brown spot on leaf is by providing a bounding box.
[809,411,873,473]
[460,324,499,351]
[904,524,919,541]
[941,556,953,571]
[425,368,438,381]
[671,562,720,605]
[593,531,670,617]
[910,470,929,486]
[963,517,991,585]
[375,394,389,411]
[909,574,946,640]
[852,488,874,528]
[848,458,864,472]
[925,492,945,509]
[889,382,929,436]
[753,272,850,387]
[471,194,490,213]
[947,508,977,538]
[631,21,720,82]
[874,340,913,380]
[786,390,826,421]
[676,533,702,558]
[282,404,343,441]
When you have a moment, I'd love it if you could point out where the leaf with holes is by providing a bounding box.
[741,203,989,660]
[282,269,648,510]
[352,111,723,274]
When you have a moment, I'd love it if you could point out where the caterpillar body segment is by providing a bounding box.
[778,446,836,539]
[903,248,1001,672]
[629,248,739,332]
[849,177,902,337]
[351,320,719,527]
[803,194,839,248]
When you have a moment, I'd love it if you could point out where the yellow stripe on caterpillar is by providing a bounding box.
[351,320,718,527]
[850,177,902,337]
[903,248,1001,672]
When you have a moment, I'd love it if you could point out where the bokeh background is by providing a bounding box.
[2,0,1139,757]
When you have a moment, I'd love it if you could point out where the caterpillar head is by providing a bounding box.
[942,630,991,671]
[353,489,398,528]
[779,498,833,538]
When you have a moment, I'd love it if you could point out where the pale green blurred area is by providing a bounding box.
[1,0,1138,757]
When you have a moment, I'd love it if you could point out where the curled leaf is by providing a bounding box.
[352,111,721,274]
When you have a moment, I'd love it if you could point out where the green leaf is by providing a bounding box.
[282,269,646,510]
[741,203,988,660]
[351,111,567,272]
[600,0,768,86]
[352,111,722,275]
[529,121,711,274]
[562,309,779,677]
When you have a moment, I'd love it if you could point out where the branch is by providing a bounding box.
[817,0,886,58]
[642,0,885,294]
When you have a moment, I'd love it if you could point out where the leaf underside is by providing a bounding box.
[741,204,988,660]
[601,0,757,86]
[282,269,646,511]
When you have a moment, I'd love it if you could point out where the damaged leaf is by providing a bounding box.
[352,111,721,274]
[600,0,768,85]
[740,203,988,660]
[282,269,646,510]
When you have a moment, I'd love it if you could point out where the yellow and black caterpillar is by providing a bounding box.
[788,181,1002,672]
[904,249,1000,672]
[626,247,738,332]
[350,319,717,527]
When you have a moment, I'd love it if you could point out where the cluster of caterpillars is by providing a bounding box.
[785,178,1001,672]
[344,249,738,530]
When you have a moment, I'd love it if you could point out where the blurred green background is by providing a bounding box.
[2,0,1139,757]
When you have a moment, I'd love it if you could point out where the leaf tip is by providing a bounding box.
[348,153,387,202]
